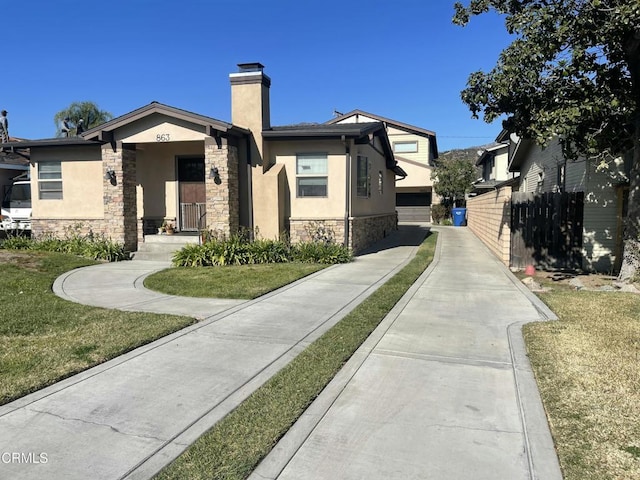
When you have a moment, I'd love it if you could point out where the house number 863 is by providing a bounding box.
[156,134,170,142]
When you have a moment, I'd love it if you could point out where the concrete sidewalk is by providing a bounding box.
[250,227,562,480]
[0,225,428,480]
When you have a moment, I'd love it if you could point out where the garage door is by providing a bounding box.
[396,192,431,222]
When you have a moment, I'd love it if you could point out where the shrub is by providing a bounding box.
[0,224,127,262]
[431,204,450,224]
[172,226,351,267]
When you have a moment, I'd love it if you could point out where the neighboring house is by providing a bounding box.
[327,110,438,222]
[508,136,630,272]
[471,131,519,194]
[0,64,404,254]
[0,140,29,199]
[467,131,630,273]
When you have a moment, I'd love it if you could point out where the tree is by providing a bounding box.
[431,155,477,208]
[454,0,640,282]
[53,101,113,137]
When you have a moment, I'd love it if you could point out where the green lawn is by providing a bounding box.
[523,282,640,480]
[144,263,327,299]
[155,232,438,480]
[0,251,196,405]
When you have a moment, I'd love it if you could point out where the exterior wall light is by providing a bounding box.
[209,167,221,185]
[105,168,117,185]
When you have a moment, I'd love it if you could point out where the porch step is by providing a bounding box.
[132,234,200,262]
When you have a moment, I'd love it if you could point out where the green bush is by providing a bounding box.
[172,225,352,267]
[431,204,450,224]
[0,225,127,262]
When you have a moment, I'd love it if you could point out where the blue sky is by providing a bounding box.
[5,1,513,152]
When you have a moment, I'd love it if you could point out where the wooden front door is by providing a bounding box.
[178,157,205,231]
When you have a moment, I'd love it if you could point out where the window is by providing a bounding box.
[296,153,327,197]
[393,141,418,154]
[556,162,566,192]
[378,171,383,195]
[356,156,370,197]
[38,161,62,200]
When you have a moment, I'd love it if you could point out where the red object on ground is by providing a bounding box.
[524,264,536,276]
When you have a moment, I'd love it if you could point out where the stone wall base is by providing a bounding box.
[288,213,398,254]
[31,219,127,246]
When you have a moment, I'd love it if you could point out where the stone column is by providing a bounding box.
[204,136,239,236]
[102,143,138,251]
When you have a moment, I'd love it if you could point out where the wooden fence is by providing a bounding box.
[510,192,584,270]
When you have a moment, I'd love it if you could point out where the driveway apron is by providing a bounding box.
[250,226,562,480]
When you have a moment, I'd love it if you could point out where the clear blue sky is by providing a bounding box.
[4,0,513,152]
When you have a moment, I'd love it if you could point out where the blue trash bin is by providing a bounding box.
[451,208,467,227]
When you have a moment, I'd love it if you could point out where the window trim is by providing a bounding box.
[38,161,63,200]
[296,153,328,198]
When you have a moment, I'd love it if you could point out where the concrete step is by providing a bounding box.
[132,234,200,262]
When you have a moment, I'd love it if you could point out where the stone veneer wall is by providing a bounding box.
[288,218,347,245]
[205,138,239,236]
[349,213,398,254]
[466,185,512,266]
[289,213,397,254]
[31,219,110,239]
[102,144,138,251]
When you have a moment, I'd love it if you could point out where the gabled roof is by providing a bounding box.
[475,141,508,166]
[263,122,406,177]
[82,101,250,142]
[326,109,439,158]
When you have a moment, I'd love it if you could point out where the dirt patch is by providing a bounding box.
[0,251,44,271]
[519,269,640,293]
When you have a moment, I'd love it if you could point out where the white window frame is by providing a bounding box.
[393,141,418,154]
[356,155,370,198]
[296,153,328,198]
[38,161,63,200]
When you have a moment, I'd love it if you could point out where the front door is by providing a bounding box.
[178,156,205,231]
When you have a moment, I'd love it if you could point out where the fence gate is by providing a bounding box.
[510,192,584,270]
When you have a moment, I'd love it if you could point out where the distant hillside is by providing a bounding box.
[437,146,486,164]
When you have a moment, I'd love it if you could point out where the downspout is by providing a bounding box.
[246,136,254,233]
[343,135,352,248]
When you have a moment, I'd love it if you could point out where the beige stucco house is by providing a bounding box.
[2,64,405,254]
[472,131,519,193]
[327,110,438,222]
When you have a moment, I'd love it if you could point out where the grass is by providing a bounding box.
[155,232,437,480]
[144,263,327,299]
[0,251,196,405]
[523,278,640,480]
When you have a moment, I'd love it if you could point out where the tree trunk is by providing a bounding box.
[617,119,640,282]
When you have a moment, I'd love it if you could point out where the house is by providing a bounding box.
[471,131,519,194]
[0,141,29,200]
[326,110,438,222]
[0,64,404,254]
[467,131,630,273]
[508,136,630,272]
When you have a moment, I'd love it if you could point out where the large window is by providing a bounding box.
[38,161,62,200]
[357,155,370,197]
[393,141,418,154]
[296,153,327,197]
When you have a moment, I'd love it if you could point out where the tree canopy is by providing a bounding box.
[431,155,477,208]
[53,101,113,137]
[454,0,640,281]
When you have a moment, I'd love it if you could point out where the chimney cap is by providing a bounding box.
[237,62,265,73]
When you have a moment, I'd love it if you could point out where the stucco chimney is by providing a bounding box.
[230,63,271,164]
